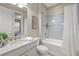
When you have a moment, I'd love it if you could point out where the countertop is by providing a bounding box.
[0,38,38,55]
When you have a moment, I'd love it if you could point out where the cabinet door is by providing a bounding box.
[3,45,29,56]
[21,48,37,56]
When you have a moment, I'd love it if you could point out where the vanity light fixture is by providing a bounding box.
[11,3,18,5]
[17,3,26,8]
[11,3,27,8]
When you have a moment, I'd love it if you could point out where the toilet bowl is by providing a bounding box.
[37,45,48,55]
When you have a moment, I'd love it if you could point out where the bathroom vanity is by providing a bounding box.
[0,38,38,56]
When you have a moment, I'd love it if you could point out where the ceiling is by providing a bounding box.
[44,3,58,8]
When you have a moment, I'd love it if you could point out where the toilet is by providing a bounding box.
[37,45,48,56]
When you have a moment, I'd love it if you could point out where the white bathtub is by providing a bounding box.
[42,38,62,47]
[42,38,65,56]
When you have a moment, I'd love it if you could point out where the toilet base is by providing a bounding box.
[37,51,49,56]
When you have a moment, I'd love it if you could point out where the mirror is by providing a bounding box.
[14,13,22,36]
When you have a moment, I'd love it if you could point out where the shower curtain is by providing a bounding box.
[63,3,78,56]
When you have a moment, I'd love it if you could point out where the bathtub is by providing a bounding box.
[42,38,65,56]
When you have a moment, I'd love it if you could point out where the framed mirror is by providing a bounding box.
[32,16,38,29]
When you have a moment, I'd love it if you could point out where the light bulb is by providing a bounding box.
[11,3,17,5]
[17,3,24,8]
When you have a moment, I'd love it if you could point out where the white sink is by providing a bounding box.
[20,37,33,41]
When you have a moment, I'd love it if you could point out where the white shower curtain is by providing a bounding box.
[63,4,78,56]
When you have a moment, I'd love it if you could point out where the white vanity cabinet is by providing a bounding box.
[0,40,38,56]
[21,48,37,56]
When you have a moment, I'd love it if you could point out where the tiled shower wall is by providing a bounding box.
[41,4,64,40]
[47,13,64,40]
[47,4,64,40]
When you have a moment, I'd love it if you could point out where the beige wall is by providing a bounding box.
[48,4,64,16]
[27,3,48,37]
[27,3,39,37]
[41,4,48,15]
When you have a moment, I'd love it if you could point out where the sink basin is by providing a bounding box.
[20,37,33,41]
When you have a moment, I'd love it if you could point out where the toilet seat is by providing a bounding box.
[37,45,48,53]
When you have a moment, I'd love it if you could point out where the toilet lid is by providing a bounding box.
[37,45,48,51]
